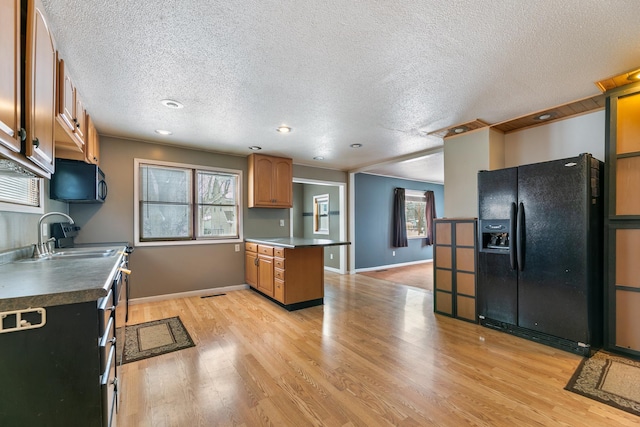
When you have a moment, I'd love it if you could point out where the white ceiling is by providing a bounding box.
[40,1,640,184]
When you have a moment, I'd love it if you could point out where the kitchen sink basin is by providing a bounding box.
[50,249,117,258]
[17,248,118,262]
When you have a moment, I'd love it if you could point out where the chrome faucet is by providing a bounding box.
[35,212,75,257]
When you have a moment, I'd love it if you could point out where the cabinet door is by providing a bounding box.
[25,0,56,174]
[86,114,99,164]
[272,157,292,207]
[257,255,274,296]
[245,251,257,288]
[58,58,75,132]
[254,155,275,205]
[74,93,86,143]
[0,0,21,153]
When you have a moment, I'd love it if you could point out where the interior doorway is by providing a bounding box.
[291,178,347,274]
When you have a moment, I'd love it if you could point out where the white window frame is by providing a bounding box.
[405,189,427,240]
[313,193,330,235]
[133,158,243,247]
[0,173,44,214]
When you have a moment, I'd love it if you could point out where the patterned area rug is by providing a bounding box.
[118,316,195,364]
[565,351,640,416]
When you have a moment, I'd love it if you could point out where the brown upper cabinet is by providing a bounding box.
[55,58,86,154]
[248,153,293,208]
[0,0,22,154]
[0,0,56,177]
[24,0,57,176]
[85,114,99,164]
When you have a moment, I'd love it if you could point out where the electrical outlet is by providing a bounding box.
[234,244,240,252]
[392,251,395,256]
[279,219,285,227]
[41,223,48,237]
[330,253,333,260]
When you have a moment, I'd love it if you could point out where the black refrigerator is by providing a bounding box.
[477,153,603,356]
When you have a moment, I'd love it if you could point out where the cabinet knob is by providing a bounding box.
[32,138,40,148]
[76,122,80,128]
[18,128,27,142]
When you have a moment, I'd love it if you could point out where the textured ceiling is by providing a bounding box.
[40,0,640,183]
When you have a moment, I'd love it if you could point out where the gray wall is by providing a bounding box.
[300,184,341,270]
[354,173,444,270]
[69,136,347,299]
[0,181,68,252]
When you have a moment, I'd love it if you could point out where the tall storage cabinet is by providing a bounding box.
[433,218,477,322]
[605,81,640,357]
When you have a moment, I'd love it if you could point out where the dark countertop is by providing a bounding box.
[0,244,128,312]
[245,237,350,249]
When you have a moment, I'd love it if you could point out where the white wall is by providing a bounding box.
[444,128,494,218]
[504,110,605,166]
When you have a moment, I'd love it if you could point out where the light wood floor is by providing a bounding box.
[358,262,433,291]
[116,272,637,426]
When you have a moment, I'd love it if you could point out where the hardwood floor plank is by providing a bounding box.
[116,272,638,426]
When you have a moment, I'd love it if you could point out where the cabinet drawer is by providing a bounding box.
[245,242,258,252]
[274,279,285,302]
[99,315,115,371]
[98,288,114,334]
[258,245,274,256]
[274,258,285,269]
[274,247,285,258]
[274,268,285,280]
[101,345,117,427]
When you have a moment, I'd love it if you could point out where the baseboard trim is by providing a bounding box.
[129,284,249,306]
[324,266,341,274]
[354,259,432,274]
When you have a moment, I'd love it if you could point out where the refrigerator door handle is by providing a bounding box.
[517,202,524,271]
[509,202,517,270]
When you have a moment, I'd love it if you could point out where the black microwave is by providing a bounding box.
[50,159,107,203]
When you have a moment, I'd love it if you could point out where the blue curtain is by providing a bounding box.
[392,188,408,247]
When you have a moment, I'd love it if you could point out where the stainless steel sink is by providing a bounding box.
[17,248,117,262]
[50,249,117,258]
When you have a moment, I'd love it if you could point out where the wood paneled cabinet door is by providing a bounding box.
[85,114,99,164]
[245,249,258,288]
[605,82,640,357]
[24,0,56,174]
[248,153,293,208]
[257,254,274,296]
[0,0,23,153]
[55,58,86,152]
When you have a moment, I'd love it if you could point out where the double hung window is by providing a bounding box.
[135,159,242,245]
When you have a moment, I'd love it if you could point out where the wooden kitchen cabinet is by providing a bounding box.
[55,58,86,154]
[24,0,57,175]
[245,243,274,296]
[604,82,640,358]
[0,0,22,154]
[433,218,477,322]
[245,242,325,309]
[245,243,258,288]
[248,153,293,208]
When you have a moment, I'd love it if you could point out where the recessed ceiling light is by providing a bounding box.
[313,156,324,160]
[627,70,640,81]
[350,143,362,148]
[276,126,291,133]
[155,129,172,135]
[534,112,555,121]
[248,146,262,151]
[161,99,184,109]
[453,127,466,134]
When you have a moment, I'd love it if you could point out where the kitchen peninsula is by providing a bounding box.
[245,237,349,310]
